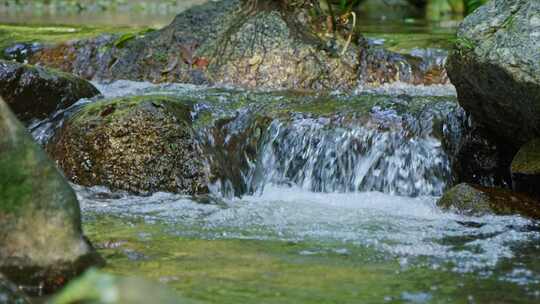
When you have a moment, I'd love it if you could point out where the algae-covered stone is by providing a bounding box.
[49,269,196,304]
[446,0,540,148]
[437,183,540,219]
[511,138,540,198]
[0,60,99,123]
[47,95,209,195]
[0,98,102,295]
[0,273,30,304]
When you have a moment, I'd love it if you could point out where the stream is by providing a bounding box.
[28,80,540,303]
[5,2,540,302]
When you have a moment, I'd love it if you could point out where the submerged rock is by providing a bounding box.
[511,138,540,198]
[49,269,195,304]
[0,274,30,304]
[0,60,100,123]
[447,0,540,149]
[437,183,540,219]
[47,95,209,195]
[29,0,448,90]
[0,98,102,295]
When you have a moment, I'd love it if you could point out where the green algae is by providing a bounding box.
[82,215,540,304]
[70,95,192,125]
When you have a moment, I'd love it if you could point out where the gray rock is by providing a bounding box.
[46,95,209,195]
[437,183,540,219]
[0,60,100,123]
[0,98,102,295]
[447,0,540,149]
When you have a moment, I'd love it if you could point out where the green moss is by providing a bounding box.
[453,36,476,56]
[152,50,169,63]
[71,95,190,125]
[511,138,540,175]
[0,142,34,214]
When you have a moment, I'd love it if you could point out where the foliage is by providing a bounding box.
[425,0,489,20]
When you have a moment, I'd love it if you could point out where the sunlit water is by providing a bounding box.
[6,1,539,301]
[27,79,540,301]
[76,184,539,276]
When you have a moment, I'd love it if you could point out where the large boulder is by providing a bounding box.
[0,60,100,123]
[511,138,540,198]
[46,95,209,195]
[437,183,540,219]
[29,0,448,90]
[447,0,540,149]
[0,98,102,295]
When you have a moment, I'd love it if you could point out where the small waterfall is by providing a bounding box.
[249,117,450,197]
[205,94,465,198]
[27,80,466,199]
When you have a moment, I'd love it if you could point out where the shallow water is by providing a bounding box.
[29,79,540,303]
[77,182,540,303]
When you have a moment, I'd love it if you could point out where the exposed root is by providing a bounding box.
[340,12,356,56]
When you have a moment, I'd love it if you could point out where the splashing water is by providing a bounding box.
[30,80,540,298]
[248,117,450,197]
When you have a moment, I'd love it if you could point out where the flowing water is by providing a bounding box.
[8,1,540,302]
[29,80,540,303]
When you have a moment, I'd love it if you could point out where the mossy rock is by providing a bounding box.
[511,138,540,175]
[47,95,209,195]
[0,98,102,295]
[49,269,197,304]
[437,183,540,219]
[446,0,540,149]
[0,60,100,123]
[511,138,540,198]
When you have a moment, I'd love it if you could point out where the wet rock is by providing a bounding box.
[204,112,272,197]
[437,183,540,219]
[30,0,448,90]
[3,43,43,63]
[447,0,540,149]
[2,42,43,63]
[47,95,209,195]
[49,269,196,304]
[511,138,540,198]
[0,60,100,123]
[451,121,513,188]
[0,98,102,295]
[0,274,30,304]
